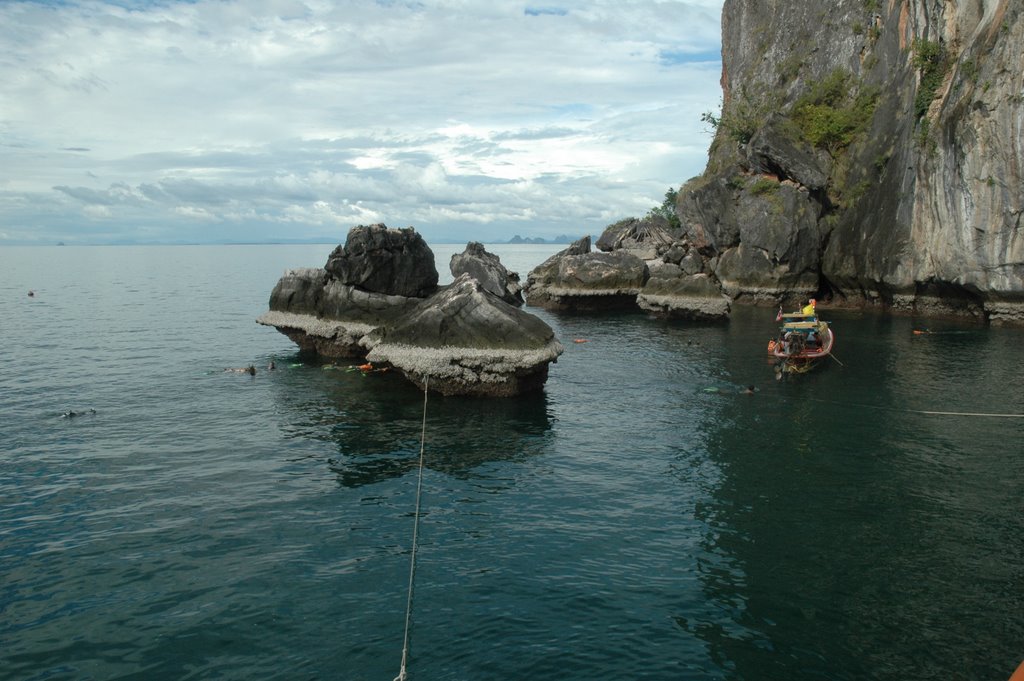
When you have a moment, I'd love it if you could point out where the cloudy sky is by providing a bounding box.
[1,0,724,245]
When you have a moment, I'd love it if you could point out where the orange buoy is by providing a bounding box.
[1009,659,1024,681]
[358,363,373,371]
[573,339,589,344]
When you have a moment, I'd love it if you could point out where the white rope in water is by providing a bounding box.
[395,377,429,681]
[805,396,1024,418]
[911,409,1024,418]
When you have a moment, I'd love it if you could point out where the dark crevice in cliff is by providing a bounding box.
[811,188,834,214]
[914,279,987,315]
[817,272,841,303]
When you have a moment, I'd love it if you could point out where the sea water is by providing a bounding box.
[1,243,1022,680]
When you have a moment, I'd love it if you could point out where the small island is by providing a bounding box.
[258,224,563,397]
[507,234,576,244]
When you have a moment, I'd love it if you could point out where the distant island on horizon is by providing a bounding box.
[507,234,576,245]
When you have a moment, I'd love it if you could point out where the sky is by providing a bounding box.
[0,0,725,245]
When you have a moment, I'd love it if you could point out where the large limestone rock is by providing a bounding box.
[266,266,326,315]
[258,227,562,396]
[450,241,524,306]
[679,0,1024,324]
[259,267,390,357]
[366,274,563,397]
[324,223,438,298]
[637,270,731,320]
[525,236,650,311]
[258,225,437,357]
[258,268,425,358]
[712,177,823,302]
[745,115,829,191]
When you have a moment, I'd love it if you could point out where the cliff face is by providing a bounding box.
[681,0,1023,322]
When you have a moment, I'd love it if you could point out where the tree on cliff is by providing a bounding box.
[647,187,681,230]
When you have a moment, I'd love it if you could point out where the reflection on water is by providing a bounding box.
[268,357,554,487]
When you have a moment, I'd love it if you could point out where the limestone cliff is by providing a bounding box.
[681,0,1023,323]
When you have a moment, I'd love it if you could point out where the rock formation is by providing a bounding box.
[366,274,563,397]
[259,225,432,358]
[595,215,678,260]
[450,241,524,306]
[678,0,1023,324]
[258,224,561,396]
[524,236,650,311]
[637,260,731,320]
[525,225,731,320]
[324,224,438,298]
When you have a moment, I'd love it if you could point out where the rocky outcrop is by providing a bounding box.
[637,270,731,320]
[258,225,561,396]
[525,229,732,320]
[680,0,1024,323]
[259,225,435,357]
[595,215,679,260]
[366,274,563,397]
[594,215,735,320]
[450,241,524,306]
[324,223,438,298]
[525,236,650,311]
[260,267,420,357]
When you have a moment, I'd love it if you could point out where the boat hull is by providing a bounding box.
[769,322,835,374]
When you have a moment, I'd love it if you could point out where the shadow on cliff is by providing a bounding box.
[266,354,555,488]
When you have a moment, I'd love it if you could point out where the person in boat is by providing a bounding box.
[807,329,818,348]
[801,298,816,318]
[782,330,798,354]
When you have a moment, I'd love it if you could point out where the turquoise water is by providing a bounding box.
[2,244,1022,680]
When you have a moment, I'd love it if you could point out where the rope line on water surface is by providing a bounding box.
[395,376,429,681]
[910,408,1024,418]
[805,396,1024,419]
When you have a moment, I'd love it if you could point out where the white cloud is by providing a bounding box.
[0,0,724,244]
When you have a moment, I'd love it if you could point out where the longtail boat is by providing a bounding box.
[767,310,835,374]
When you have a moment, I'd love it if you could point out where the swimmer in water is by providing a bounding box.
[704,385,756,395]
[225,365,256,375]
[61,408,97,418]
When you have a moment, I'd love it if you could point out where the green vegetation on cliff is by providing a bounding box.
[912,38,949,120]
[702,89,778,146]
[703,69,878,158]
[647,187,682,230]
[792,69,879,154]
